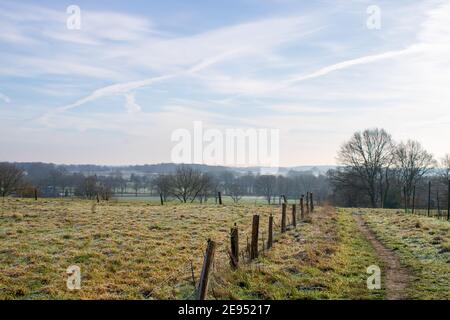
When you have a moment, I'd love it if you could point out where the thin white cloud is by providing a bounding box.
[57,74,175,112]
[53,48,246,114]
[285,45,423,84]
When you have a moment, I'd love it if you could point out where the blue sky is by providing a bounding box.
[0,0,449,166]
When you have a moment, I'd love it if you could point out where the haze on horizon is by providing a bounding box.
[0,0,449,167]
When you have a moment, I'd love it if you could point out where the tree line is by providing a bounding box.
[0,162,329,204]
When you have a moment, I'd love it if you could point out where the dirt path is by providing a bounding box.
[353,214,410,300]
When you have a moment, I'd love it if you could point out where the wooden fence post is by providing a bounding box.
[281,203,287,233]
[282,195,287,204]
[267,214,273,249]
[96,193,100,203]
[292,204,297,227]
[306,192,310,215]
[229,224,239,269]
[218,192,223,205]
[447,179,450,220]
[300,195,305,220]
[437,190,441,218]
[250,215,259,260]
[412,185,416,214]
[404,186,407,213]
[427,181,431,217]
[160,193,164,205]
[310,192,314,213]
[197,239,216,300]
[34,188,38,201]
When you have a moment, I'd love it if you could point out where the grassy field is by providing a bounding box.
[0,198,448,300]
[0,198,272,299]
[354,208,450,300]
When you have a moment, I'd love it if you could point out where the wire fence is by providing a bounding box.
[403,181,450,220]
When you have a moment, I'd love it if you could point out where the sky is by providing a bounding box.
[0,0,449,167]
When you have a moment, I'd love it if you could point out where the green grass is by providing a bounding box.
[353,208,450,300]
[0,198,281,299]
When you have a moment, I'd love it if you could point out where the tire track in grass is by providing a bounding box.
[353,214,410,300]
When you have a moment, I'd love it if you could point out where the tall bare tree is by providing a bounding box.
[154,174,172,201]
[130,174,142,197]
[337,128,394,208]
[227,179,244,203]
[0,163,24,197]
[394,140,435,207]
[255,175,277,204]
[169,166,211,203]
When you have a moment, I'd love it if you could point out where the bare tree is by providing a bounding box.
[169,166,210,203]
[130,174,142,197]
[154,174,172,201]
[0,163,24,197]
[227,179,244,203]
[98,176,114,200]
[255,175,277,204]
[337,128,394,208]
[84,175,98,199]
[394,140,435,207]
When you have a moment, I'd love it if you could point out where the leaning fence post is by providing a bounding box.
[250,215,260,260]
[282,195,287,204]
[229,224,239,269]
[197,239,216,300]
[292,204,297,227]
[281,203,287,233]
[300,195,305,220]
[310,192,314,213]
[427,181,431,217]
[160,193,164,205]
[267,214,273,249]
[218,192,223,205]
